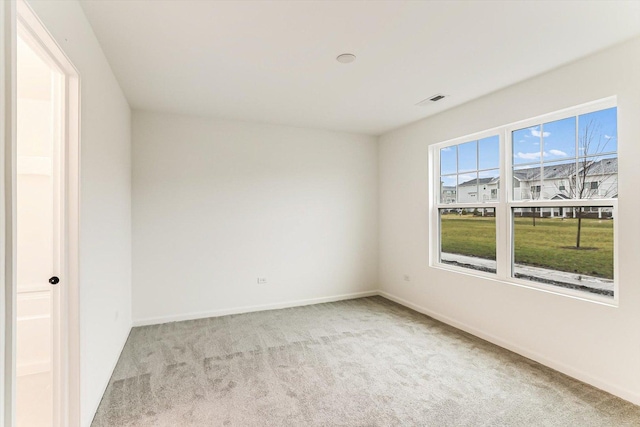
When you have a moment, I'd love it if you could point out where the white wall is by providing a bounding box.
[132,111,377,324]
[24,1,132,426]
[378,37,640,403]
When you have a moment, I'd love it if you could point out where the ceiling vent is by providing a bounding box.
[416,94,446,106]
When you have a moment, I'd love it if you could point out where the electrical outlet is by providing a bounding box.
[403,275,411,282]
[257,277,267,284]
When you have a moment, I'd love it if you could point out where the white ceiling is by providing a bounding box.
[79,0,640,136]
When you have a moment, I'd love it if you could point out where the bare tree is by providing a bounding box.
[531,186,541,227]
[554,119,617,248]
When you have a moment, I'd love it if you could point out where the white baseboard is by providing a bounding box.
[378,290,640,406]
[132,290,379,327]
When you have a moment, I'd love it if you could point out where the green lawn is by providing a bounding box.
[440,215,497,260]
[440,214,613,279]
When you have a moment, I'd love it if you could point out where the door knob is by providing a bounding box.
[49,276,59,285]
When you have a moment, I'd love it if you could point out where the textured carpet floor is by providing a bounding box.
[91,296,640,426]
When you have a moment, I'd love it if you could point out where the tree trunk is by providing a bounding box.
[576,209,582,248]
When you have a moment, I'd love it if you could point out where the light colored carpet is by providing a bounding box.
[91,296,640,426]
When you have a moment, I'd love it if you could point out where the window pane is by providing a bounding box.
[440,208,496,273]
[512,206,614,297]
[543,117,575,160]
[579,107,617,156]
[479,169,499,202]
[576,154,618,199]
[541,160,576,200]
[513,164,542,201]
[478,135,499,170]
[458,140,477,172]
[440,145,457,176]
[457,173,478,203]
[439,175,457,204]
[513,127,542,166]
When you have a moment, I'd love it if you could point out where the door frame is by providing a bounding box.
[2,1,17,425]
[5,1,81,426]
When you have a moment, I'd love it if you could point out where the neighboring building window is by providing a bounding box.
[432,99,618,302]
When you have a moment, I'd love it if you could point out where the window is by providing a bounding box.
[439,136,500,205]
[440,208,496,273]
[437,136,499,273]
[431,98,618,302]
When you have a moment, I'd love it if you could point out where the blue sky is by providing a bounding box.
[440,135,499,176]
[513,107,617,166]
[440,107,617,179]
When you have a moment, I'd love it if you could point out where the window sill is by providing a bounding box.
[429,261,619,308]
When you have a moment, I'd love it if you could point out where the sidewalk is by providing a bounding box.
[440,252,613,296]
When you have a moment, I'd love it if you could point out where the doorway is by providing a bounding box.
[14,1,80,426]
[16,29,61,427]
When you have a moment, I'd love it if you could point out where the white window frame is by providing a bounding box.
[430,127,503,282]
[429,97,618,306]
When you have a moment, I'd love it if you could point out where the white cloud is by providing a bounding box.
[549,149,567,157]
[441,147,452,152]
[530,128,550,138]
[604,134,616,140]
[515,150,568,159]
[515,151,542,160]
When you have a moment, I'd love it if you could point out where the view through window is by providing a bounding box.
[510,107,616,297]
[434,101,617,299]
[439,135,499,273]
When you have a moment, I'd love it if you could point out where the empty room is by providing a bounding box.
[2,0,640,426]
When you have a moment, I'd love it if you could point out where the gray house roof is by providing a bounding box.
[458,177,499,187]
[513,157,617,181]
[588,157,618,175]
[441,158,616,188]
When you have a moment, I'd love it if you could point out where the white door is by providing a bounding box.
[8,2,80,425]
[15,22,64,427]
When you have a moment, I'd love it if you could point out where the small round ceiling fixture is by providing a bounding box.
[336,53,356,64]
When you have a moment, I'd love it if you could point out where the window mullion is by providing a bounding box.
[497,129,510,281]
[431,146,440,266]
